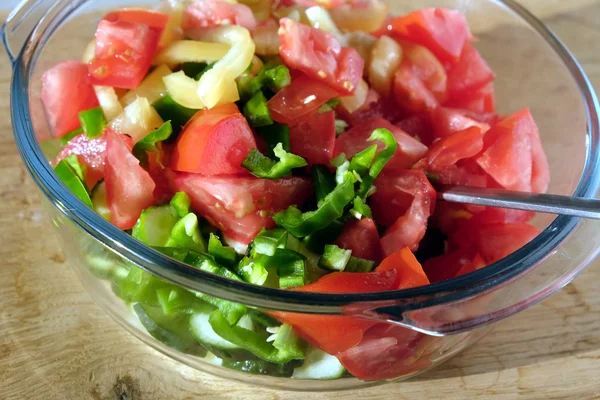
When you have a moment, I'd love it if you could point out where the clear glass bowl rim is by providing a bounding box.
[5,0,600,316]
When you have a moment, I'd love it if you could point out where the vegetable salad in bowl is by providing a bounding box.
[40,0,550,384]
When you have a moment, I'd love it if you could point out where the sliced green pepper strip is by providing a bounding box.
[349,196,373,220]
[152,246,190,262]
[345,256,377,273]
[303,219,345,254]
[257,123,290,157]
[243,143,307,179]
[132,205,179,247]
[273,249,307,289]
[63,154,86,182]
[357,128,397,198]
[208,233,238,266]
[273,171,356,237]
[166,213,207,253]
[261,64,291,92]
[209,310,304,364]
[60,127,83,145]
[252,228,288,257]
[318,244,352,272]
[79,107,107,139]
[54,157,93,208]
[152,95,198,135]
[237,73,264,101]
[156,286,205,315]
[243,91,274,127]
[197,295,247,326]
[311,165,336,204]
[170,192,191,219]
[133,121,173,166]
[349,144,377,177]
[237,255,269,286]
[247,309,280,329]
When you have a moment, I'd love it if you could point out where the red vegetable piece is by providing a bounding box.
[55,133,107,188]
[430,107,490,140]
[289,109,336,166]
[393,63,440,114]
[447,44,495,97]
[426,126,485,172]
[103,9,170,37]
[334,218,383,262]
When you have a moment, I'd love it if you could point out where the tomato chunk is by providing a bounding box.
[389,8,471,64]
[393,63,439,113]
[426,126,485,172]
[334,118,428,171]
[396,113,434,146]
[89,20,159,89]
[447,82,496,114]
[103,9,170,37]
[371,171,436,254]
[335,218,383,262]
[338,88,406,126]
[375,247,430,289]
[171,104,257,176]
[447,44,495,97]
[173,174,312,244]
[289,109,336,166]
[268,75,340,125]
[41,61,99,138]
[279,18,364,95]
[430,107,490,140]
[183,0,257,31]
[423,247,485,283]
[55,134,107,188]
[105,129,156,230]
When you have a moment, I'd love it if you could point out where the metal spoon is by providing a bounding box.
[436,184,600,219]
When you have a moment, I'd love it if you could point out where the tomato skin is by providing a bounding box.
[338,88,406,126]
[393,63,439,114]
[396,113,434,146]
[275,0,347,8]
[55,134,107,188]
[389,8,471,64]
[447,43,495,98]
[268,75,340,125]
[447,82,496,114]
[430,107,490,140]
[173,174,312,244]
[105,129,156,230]
[103,9,170,37]
[334,118,428,171]
[183,0,257,31]
[41,61,100,138]
[289,109,336,166]
[171,104,257,176]
[426,126,485,172]
[403,42,448,103]
[423,247,485,283]
[371,171,436,255]
[335,218,383,262]
[279,18,364,96]
[375,247,430,289]
[89,20,159,89]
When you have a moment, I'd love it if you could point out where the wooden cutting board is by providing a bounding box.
[2,1,600,399]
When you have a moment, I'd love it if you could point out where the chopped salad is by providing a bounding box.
[42,0,550,381]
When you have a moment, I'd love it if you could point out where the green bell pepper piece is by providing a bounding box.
[152,95,198,135]
[170,192,191,218]
[243,143,307,179]
[357,128,397,198]
[318,244,352,272]
[79,107,107,139]
[54,157,93,208]
[257,123,290,158]
[208,233,238,266]
[243,91,274,127]
[311,165,336,204]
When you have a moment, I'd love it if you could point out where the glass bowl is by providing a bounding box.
[3,0,600,392]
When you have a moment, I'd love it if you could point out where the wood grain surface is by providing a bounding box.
[2,2,600,399]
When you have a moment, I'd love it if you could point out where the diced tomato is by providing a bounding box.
[183,0,257,31]
[426,126,485,172]
[388,8,471,64]
[371,171,436,255]
[430,107,490,140]
[436,161,489,188]
[450,222,541,264]
[402,42,448,103]
[423,247,485,283]
[289,109,336,166]
[105,129,156,230]
[522,109,550,193]
[103,8,170,37]
[334,118,428,171]
[396,113,434,146]
[476,109,537,192]
[41,61,99,138]
[339,88,406,126]
[469,207,535,225]
[375,247,430,289]
[432,202,473,235]
[275,0,347,8]
[393,63,440,113]
[89,20,159,89]
[148,148,176,203]
[279,18,364,95]
[335,218,383,262]
[447,44,495,98]
[268,75,340,125]
[171,104,257,176]
[273,248,428,355]
[173,174,312,244]
[447,82,496,114]
[55,133,107,188]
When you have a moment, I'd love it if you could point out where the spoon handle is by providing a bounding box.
[437,184,600,219]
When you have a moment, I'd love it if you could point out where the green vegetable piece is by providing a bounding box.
[311,165,336,204]
[209,310,305,364]
[252,228,288,257]
[318,98,341,114]
[237,255,269,286]
[197,295,247,326]
[63,154,86,182]
[132,205,179,247]
[166,213,207,253]
[243,143,307,179]
[349,144,378,176]
[181,62,211,79]
[156,286,204,315]
[153,246,190,262]
[286,235,328,283]
[61,127,83,145]
[54,158,93,208]
[114,265,164,307]
[184,251,243,282]
[335,119,348,136]
[274,249,307,288]
[357,128,397,198]
[273,171,356,237]
[237,73,264,101]
[261,64,291,92]
[243,91,274,127]
[153,95,198,135]
[247,309,280,329]
[133,121,173,166]
[208,233,238,266]
[344,256,377,273]
[257,123,290,157]
[319,244,352,272]
[349,196,373,219]
[170,192,191,218]
[221,358,297,378]
[303,219,345,254]
[79,107,107,139]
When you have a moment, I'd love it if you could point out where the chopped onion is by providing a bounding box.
[368,35,402,98]
[121,64,173,107]
[109,97,164,144]
[153,40,230,67]
[339,79,369,114]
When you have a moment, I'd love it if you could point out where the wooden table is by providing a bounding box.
[2,1,600,399]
